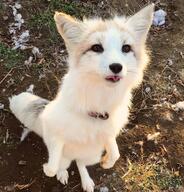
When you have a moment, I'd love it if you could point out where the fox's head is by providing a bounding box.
[54,4,154,88]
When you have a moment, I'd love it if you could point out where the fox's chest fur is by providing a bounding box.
[41,72,131,144]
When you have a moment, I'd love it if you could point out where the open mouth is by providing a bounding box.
[105,75,122,83]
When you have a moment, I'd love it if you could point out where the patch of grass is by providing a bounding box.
[0,2,5,14]
[29,0,89,42]
[0,43,24,69]
[30,11,59,42]
[123,157,183,192]
[48,0,81,15]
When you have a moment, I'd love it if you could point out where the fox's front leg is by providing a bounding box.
[43,131,64,177]
[101,137,120,169]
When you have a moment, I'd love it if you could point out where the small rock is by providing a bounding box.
[145,87,151,93]
[179,117,183,121]
[112,172,116,177]
[18,160,27,165]
[0,103,4,110]
[26,84,34,93]
[167,58,173,66]
[100,186,109,192]
[3,16,8,20]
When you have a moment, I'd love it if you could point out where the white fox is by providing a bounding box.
[10,4,154,192]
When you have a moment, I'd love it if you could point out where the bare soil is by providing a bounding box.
[0,0,184,191]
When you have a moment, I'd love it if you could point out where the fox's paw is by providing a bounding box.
[57,170,69,185]
[43,163,56,177]
[100,154,113,169]
[100,153,120,169]
[82,177,95,192]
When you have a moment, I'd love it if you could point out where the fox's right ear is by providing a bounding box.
[54,12,84,45]
[126,4,155,43]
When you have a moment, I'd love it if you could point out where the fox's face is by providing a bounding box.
[54,4,154,87]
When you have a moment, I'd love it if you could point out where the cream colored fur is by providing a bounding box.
[9,4,154,192]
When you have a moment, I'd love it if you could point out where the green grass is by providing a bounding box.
[48,0,81,15]
[0,43,24,69]
[0,2,5,13]
[29,0,89,42]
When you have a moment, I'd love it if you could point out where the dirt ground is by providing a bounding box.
[0,0,184,191]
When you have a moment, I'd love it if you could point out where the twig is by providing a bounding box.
[0,68,14,85]
[71,183,80,191]
[15,179,36,190]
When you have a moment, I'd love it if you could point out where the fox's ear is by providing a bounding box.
[126,4,154,43]
[54,12,83,44]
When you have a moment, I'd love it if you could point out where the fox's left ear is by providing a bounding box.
[127,4,155,43]
[54,12,84,45]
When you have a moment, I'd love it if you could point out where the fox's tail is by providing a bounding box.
[9,92,49,137]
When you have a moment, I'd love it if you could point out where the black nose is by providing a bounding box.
[109,63,122,74]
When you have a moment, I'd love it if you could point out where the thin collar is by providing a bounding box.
[88,111,109,120]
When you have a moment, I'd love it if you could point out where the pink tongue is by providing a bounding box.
[114,76,119,81]
[111,76,120,81]
[106,75,121,82]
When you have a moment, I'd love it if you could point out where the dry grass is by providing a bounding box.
[123,155,182,192]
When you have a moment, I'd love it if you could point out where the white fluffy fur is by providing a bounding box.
[9,4,154,192]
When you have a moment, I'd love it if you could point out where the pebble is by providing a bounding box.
[26,84,34,93]
[18,160,27,165]
[167,58,173,66]
[3,16,8,20]
[100,186,109,192]
[145,87,151,93]
[0,103,4,110]
[112,172,116,177]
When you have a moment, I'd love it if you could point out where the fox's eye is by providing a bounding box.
[90,44,104,53]
[122,44,131,53]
